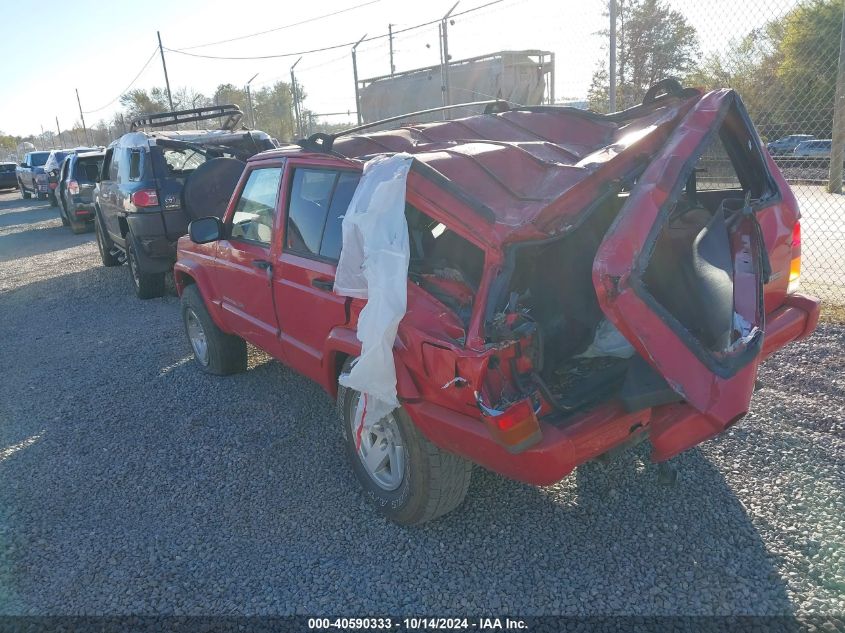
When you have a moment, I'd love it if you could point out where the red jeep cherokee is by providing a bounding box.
[174,84,820,525]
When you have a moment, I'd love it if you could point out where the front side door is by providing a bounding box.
[593,90,773,445]
[214,164,285,357]
[273,162,361,383]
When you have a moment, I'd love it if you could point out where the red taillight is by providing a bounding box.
[479,397,542,453]
[130,189,159,208]
[68,180,80,195]
[789,221,801,293]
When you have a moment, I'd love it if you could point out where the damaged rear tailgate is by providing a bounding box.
[593,90,774,454]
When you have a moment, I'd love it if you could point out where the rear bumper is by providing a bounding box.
[69,201,96,221]
[405,292,821,486]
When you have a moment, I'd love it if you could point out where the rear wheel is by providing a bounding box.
[126,236,165,299]
[337,358,473,525]
[95,214,120,267]
[59,200,70,227]
[181,284,247,375]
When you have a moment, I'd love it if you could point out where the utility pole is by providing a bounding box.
[609,0,617,113]
[55,117,64,149]
[157,31,174,111]
[290,56,303,137]
[246,72,259,129]
[351,33,367,125]
[388,24,395,75]
[76,89,90,146]
[440,2,459,119]
[828,0,845,193]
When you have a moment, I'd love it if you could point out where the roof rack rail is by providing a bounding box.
[130,104,244,132]
[297,99,512,153]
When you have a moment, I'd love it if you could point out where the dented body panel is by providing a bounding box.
[176,85,820,488]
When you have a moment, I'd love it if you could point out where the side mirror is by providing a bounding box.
[19,162,26,168]
[189,216,223,244]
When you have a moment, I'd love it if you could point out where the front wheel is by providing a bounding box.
[181,284,247,375]
[19,182,31,200]
[126,236,165,299]
[337,359,473,525]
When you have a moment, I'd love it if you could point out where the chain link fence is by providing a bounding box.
[684,0,844,304]
[300,0,845,303]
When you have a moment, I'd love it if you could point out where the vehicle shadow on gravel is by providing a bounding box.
[0,263,796,616]
[0,200,54,229]
[0,224,93,262]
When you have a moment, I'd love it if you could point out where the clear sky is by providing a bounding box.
[0,0,795,137]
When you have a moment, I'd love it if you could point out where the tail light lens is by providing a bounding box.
[130,189,159,208]
[479,397,542,453]
[68,180,80,195]
[788,221,801,294]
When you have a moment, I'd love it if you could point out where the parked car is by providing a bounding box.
[793,139,832,159]
[16,151,51,199]
[56,151,105,234]
[767,134,814,156]
[174,81,820,525]
[44,147,100,207]
[0,162,17,190]
[93,105,274,299]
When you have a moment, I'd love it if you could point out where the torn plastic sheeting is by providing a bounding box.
[334,152,414,438]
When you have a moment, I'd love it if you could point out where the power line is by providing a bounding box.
[174,0,384,51]
[164,0,505,61]
[82,48,158,114]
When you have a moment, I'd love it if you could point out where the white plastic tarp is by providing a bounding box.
[334,153,414,439]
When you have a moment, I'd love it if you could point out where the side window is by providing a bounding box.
[285,169,337,256]
[285,168,361,260]
[109,148,121,181]
[230,167,283,246]
[101,149,113,181]
[319,171,360,260]
[128,150,142,181]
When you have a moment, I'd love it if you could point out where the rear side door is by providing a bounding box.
[593,90,775,446]
[273,161,361,383]
[97,147,123,241]
[214,163,286,358]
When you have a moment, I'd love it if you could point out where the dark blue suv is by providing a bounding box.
[94,105,274,298]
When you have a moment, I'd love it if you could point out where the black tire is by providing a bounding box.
[181,284,247,375]
[70,220,87,235]
[19,182,31,200]
[95,214,120,267]
[337,358,472,525]
[49,192,58,207]
[59,201,70,227]
[126,236,165,299]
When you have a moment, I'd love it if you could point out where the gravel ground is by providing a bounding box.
[0,190,843,617]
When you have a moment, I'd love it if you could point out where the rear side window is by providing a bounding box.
[285,168,361,260]
[128,150,142,180]
[230,167,283,245]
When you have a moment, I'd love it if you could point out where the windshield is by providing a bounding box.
[30,152,49,167]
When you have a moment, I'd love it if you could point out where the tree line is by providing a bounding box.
[587,0,840,141]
